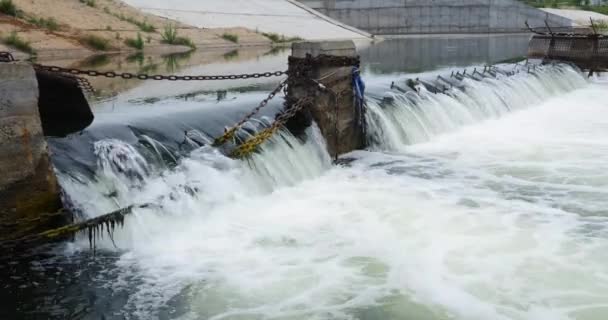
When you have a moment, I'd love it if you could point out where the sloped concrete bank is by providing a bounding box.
[122,0,372,41]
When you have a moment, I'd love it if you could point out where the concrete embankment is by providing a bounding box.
[122,0,372,40]
[1,0,273,59]
[298,0,574,35]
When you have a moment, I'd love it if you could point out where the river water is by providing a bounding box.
[3,36,608,320]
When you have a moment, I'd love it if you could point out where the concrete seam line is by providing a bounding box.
[283,0,373,39]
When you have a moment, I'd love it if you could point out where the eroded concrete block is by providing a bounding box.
[287,40,364,159]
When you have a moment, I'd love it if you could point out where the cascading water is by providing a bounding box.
[365,65,588,150]
[9,62,608,320]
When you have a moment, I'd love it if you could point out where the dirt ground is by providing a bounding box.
[0,0,272,59]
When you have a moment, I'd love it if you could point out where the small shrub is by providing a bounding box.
[595,20,608,32]
[173,37,195,48]
[161,24,178,43]
[79,0,96,8]
[3,31,35,54]
[106,9,156,33]
[124,32,144,50]
[27,16,59,31]
[221,33,238,43]
[261,32,302,43]
[136,20,155,33]
[161,24,195,49]
[0,0,17,16]
[81,34,110,51]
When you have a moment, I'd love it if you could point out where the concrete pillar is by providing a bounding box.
[0,62,64,242]
[286,41,365,159]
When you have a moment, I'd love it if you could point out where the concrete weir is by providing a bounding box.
[0,63,65,242]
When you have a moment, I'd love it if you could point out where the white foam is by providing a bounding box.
[59,67,608,319]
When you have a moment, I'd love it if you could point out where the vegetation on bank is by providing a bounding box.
[26,16,59,31]
[124,32,144,50]
[520,0,608,14]
[0,0,264,55]
[595,19,608,30]
[79,0,96,8]
[0,0,17,16]
[161,24,196,49]
[261,32,303,43]
[3,31,35,54]
[103,7,156,33]
[80,34,110,51]
[221,33,239,43]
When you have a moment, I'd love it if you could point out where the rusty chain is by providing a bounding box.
[230,96,314,158]
[212,79,288,147]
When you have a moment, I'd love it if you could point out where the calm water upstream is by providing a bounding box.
[3,35,608,320]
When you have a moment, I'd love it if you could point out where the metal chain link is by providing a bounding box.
[0,52,15,62]
[230,82,353,159]
[32,64,287,81]
[230,96,314,158]
[212,79,288,147]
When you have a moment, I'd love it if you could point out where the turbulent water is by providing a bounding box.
[22,64,608,319]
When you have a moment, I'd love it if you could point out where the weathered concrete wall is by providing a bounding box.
[360,34,532,74]
[298,0,573,35]
[0,63,63,241]
[287,41,364,158]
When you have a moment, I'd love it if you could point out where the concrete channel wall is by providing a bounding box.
[298,0,573,35]
[0,63,64,242]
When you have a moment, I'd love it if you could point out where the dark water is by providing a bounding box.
[1,35,531,320]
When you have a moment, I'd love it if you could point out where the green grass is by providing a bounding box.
[124,32,144,50]
[221,33,238,43]
[161,24,196,49]
[261,32,302,43]
[584,5,608,16]
[81,34,110,51]
[106,10,156,33]
[80,0,96,8]
[27,16,59,31]
[3,31,35,54]
[172,37,195,48]
[0,0,17,16]
[594,20,608,32]
[161,24,178,43]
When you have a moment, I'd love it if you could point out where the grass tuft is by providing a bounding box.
[106,9,156,33]
[27,16,59,31]
[3,31,35,54]
[0,0,17,16]
[124,32,144,50]
[261,32,302,43]
[81,34,110,51]
[161,24,196,49]
[79,0,96,8]
[221,33,239,43]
